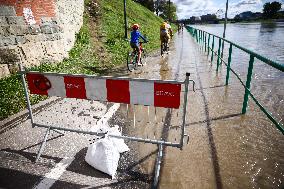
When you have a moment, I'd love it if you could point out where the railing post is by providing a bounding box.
[205,33,207,52]
[199,30,202,44]
[197,30,199,43]
[225,43,233,85]
[202,31,205,47]
[216,38,222,71]
[242,55,255,114]
[201,30,203,45]
[211,36,215,62]
[199,30,202,45]
[207,34,210,55]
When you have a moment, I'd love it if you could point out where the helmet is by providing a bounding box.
[132,24,139,30]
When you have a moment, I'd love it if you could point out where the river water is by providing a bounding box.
[195,22,284,126]
[195,22,284,62]
[120,24,284,189]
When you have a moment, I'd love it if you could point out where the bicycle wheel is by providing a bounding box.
[140,49,147,65]
[127,52,137,72]
[161,44,164,56]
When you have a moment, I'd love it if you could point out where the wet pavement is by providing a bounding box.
[0,29,284,189]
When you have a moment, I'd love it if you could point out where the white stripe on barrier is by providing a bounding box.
[85,78,107,101]
[130,81,154,106]
[46,75,66,97]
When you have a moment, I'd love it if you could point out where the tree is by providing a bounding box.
[156,0,177,21]
[263,1,282,18]
[134,0,155,11]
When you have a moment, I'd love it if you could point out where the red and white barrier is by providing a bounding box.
[26,73,182,108]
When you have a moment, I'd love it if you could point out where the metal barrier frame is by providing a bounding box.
[186,26,284,135]
[19,64,195,188]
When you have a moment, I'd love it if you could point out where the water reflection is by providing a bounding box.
[260,22,277,33]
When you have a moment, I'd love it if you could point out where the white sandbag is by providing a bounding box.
[91,123,129,153]
[85,137,120,179]
[109,125,130,153]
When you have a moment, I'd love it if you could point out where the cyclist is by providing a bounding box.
[130,23,147,65]
[160,20,173,48]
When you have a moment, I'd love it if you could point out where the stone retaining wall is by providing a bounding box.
[0,0,84,78]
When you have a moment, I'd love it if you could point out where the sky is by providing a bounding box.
[171,0,284,19]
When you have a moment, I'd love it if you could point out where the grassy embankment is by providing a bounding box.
[0,0,165,120]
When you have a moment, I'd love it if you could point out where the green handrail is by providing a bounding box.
[186,26,284,135]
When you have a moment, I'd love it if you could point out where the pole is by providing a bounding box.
[180,73,190,150]
[156,0,159,15]
[123,0,128,39]
[242,55,255,114]
[221,0,229,58]
[168,0,171,22]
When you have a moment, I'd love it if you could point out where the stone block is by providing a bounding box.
[15,36,27,44]
[6,16,25,25]
[0,64,10,78]
[51,17,59,24]
[8,25,28,36]
[41,17,52,24]
[8,63,19,74]
[0,26,11,37]
[28,25,41,35]
[0,37,17,46]
[26,34,43,43]
[0,16,7,24]
[40,23,61,34]
[0,6,16,16]
[45,33,62,41]
[0,48,19,64]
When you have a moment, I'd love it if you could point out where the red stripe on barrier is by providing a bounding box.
[26,73,49,95]
[154,83,181,109]
[64,76,86,99]
[106,79,130,104]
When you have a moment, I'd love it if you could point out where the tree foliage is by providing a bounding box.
[133,0,177,21]
[263,1,282,18]
[156,0,177,21]
[133,0,155,11]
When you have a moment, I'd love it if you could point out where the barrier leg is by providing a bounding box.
[35,127,51,162]
[153,144,163,189]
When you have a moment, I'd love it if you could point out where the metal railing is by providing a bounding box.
[186,26,284,135]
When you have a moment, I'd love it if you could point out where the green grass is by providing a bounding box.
[0,0,171,120]
[101,0,164,65]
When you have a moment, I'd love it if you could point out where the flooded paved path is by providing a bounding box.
[125,30,284,189]
[0,30,283,189]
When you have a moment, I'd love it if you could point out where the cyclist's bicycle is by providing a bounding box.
[127,42,147,72]
[161,37,169,56]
